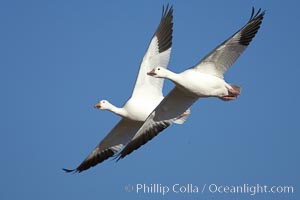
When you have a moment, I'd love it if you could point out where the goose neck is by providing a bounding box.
[109,105,127,118]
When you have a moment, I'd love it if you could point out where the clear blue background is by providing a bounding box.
[1,0,299,199]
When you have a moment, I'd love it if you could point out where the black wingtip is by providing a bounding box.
[249,7,266,22]
[238,7,265,46]
[111,150,123,162]
[114,154,122,162]
[62,168,77,173]
[114,150,128,162]
[162,4,173,18]
[155,4,173,53]
[250,6,255,19]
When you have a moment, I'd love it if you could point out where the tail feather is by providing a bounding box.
[220,84,242,101]
[230,84,242,95]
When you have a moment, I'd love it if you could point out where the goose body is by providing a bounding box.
[120,95,165,121]
[161,68,230,98]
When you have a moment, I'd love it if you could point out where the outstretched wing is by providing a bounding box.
[131,5,173,98]
[194,7,265,78]
[117,87,198,160]
[63,119,143,173]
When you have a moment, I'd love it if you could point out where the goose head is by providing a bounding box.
[147,67,170,78]
[94,100,112,110]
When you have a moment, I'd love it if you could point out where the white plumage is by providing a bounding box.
[63,5,190,173]
[117,7,265,160]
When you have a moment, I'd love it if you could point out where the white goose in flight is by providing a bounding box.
[63,5,190,173]
[117,7,265,160]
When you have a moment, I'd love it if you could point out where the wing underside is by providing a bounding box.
[117,87,198,160]
[194,8,265,78]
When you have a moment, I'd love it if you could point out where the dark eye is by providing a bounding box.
[158,68,160,70]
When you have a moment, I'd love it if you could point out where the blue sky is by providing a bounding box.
[1,0,299,199]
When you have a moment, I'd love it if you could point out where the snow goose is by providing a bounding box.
[63,5,190,173]
[117,7,265,160]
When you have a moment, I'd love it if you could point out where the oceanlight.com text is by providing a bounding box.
[207,183,294,196]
